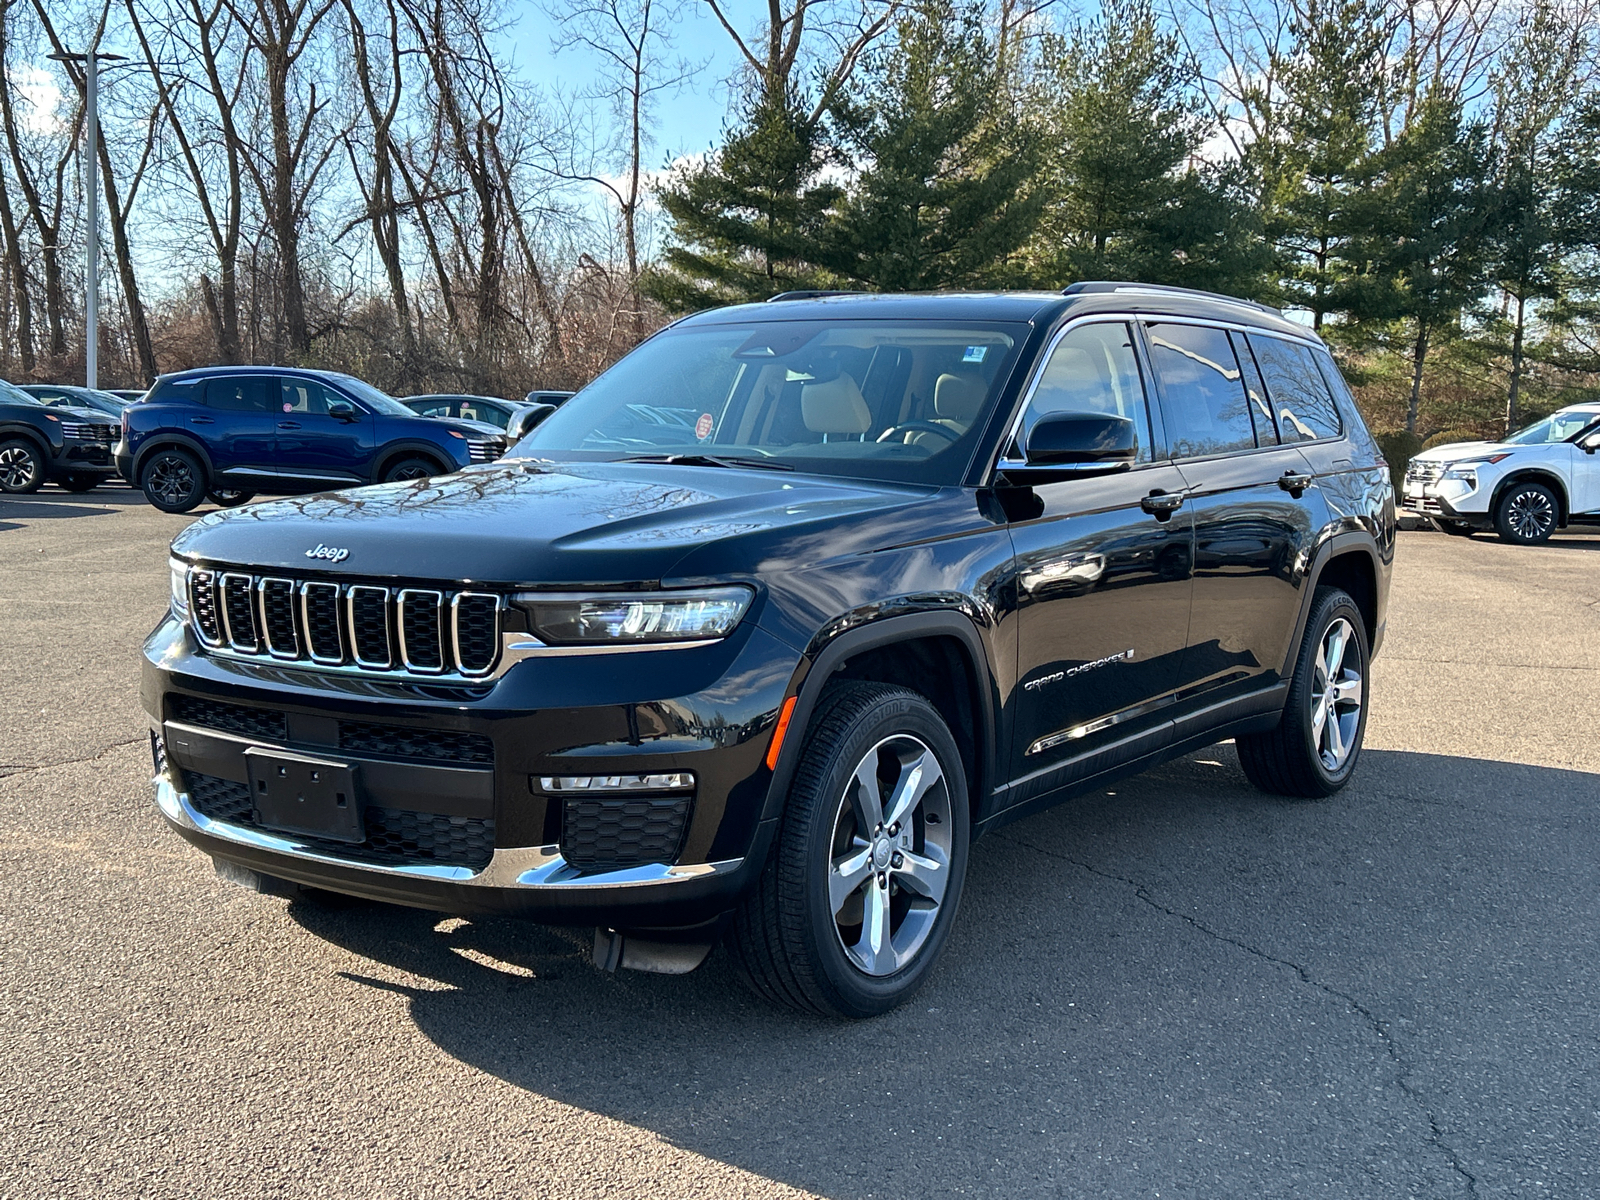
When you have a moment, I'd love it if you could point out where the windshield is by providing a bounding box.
[0,379,43,406]
[514,319,1025,485]
[330,373,416,417]
[1506,408,1600,445]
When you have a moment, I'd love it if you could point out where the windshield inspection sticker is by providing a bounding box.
[695,412,715,440]
[963,346,988,363]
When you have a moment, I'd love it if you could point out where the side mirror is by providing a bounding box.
[1003,412,1137,483]
[1582,432,1600,455]
[327,400,359,422]
[507,403,557,441]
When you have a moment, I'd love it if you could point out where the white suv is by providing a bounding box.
[1403,404,1600,544]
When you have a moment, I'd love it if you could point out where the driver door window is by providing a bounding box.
[1013,322,1153,462]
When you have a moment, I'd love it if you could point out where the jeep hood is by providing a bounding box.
[169,458,934,584]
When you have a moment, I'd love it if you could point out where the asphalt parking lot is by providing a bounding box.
[3,484,1598,1199]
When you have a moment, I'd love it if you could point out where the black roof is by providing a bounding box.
[675,283,1320,342]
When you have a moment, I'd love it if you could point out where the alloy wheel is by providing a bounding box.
[1506,488,1556,541]
[148,456,197,506]
[391,463,431,480]
[0,444,38,490]
[827,734,953,977]
[1310,617,1363,772]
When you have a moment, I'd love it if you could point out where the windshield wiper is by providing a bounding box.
[617,453,794,472]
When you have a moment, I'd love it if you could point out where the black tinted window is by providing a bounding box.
[1019,322,1153,463]
[1230,332,1277,445]
[205,377,273,413]
[1146,323,1257,458]
[1247,334,1341,442]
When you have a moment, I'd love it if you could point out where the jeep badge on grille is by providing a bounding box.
[305,544,350,563]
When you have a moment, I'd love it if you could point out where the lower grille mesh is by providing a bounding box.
[561,795,691,871]
[168,694,289,741]
[338,721,494,765]
[183,771,494,869]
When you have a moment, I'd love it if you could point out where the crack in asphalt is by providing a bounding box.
[0,737,146,782]
[995,832,1481,1197]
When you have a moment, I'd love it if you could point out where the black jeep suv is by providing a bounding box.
[0,379,119,493]
[144,284,1394,1017]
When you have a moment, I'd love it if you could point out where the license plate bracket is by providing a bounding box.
[245,747,363,843]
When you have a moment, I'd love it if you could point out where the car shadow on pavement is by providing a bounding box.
[0,486,146,521]
[286,745,1600,1199]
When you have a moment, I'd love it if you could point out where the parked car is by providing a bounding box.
[20,383,133,418]
[0,379,119,493]
[117,366,507,513]
[105,388,148,404]
[404,393,531,432]
[1402,404,1600,543]
[144,283,1393,1017]
[524,389,574,408]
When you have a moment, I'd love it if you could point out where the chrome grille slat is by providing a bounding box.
[185,568,502,679]
[398,589,445,673]
[220,573,259,651]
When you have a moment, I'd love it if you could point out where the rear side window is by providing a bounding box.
[1246,334,1342,442]
[205,377,274,413]
[1146,323,1257,458]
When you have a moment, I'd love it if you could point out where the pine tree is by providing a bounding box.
[644,89,841,310]
[821,1,1043,291]
[1027,0,1265,294]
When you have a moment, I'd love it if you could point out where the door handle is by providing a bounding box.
[277,421,301,430]
[1278,471,1313,497]
[1140,490,1184,519]
[189,416,214,425]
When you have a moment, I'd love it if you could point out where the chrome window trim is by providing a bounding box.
[219,572,259,652]
[397,588,446,674]
[187,568,224,648]
[346,585,393,669]
[450,591,502,678]
[256,577,301,659]
[988,311,1331,480]
[300,581,345,663]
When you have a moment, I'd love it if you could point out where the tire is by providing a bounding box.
[140,447,207,513]
[1432,519,1476,537]
[0,438,44,494]
[382,456,442,483]
[725,682,970,1018]
[206,488,255,507]
[1236,586,1370,798]
[1494,481,1559,545]
[58,473,103,492]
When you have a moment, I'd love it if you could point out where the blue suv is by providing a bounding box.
[118,367,506,512]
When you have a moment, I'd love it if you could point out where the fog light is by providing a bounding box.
[536,772,694,793]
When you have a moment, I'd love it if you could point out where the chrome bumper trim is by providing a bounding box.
[153,769,741,890]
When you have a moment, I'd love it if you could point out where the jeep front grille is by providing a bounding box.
[184,566,502,679]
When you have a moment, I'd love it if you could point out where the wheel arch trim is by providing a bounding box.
[131,433,217,484]
[1490,469,1569,525]
[1279,530,1383,675]
[373,440,454,482]
[758,609,1001,827]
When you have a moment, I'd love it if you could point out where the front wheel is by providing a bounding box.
[1236,586,1369,797]
[1494,481,1559,545]
[58,473,103,492]
[725,682,970,1018]
[0,438,44,493]
[382,456,442,483]
[140,448,206,513]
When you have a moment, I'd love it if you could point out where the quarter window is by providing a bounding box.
[1246,334,1342,442]
[1016,322,1152,463]
[1230,332,1278,445]
[1146,323,1257,458]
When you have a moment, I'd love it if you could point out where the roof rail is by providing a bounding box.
[1061,281,1281,316]
[765,290,865,303]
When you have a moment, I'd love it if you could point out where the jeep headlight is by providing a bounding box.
[516,586,753,644]
[169,558,190,618]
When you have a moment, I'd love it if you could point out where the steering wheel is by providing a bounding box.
[875,420,960,446]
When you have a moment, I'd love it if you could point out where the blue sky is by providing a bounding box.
[500,1,745,169]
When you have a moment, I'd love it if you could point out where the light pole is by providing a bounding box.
[48,48,126,391]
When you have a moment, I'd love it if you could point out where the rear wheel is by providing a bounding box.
[382,456,442,482]
[725,682,970,1018]
[1236,586,1369,798]
[140,447,206,513]
[0,438,44,493]
[58,473,103,492]
[1494,481,1559,545]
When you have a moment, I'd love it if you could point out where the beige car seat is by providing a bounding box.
[906,372,986,447]
[802,375,872,442]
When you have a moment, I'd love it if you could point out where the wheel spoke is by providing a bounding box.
[1332,675,1363,707]
[849,759,884,831]
[1322,622,1348,680]
[854,875,895,975]
[1311,693,1329,740]
[829,845,873,914]
[893,846,947,901]
[882,749,940,831]
[1323,703,1346,763]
